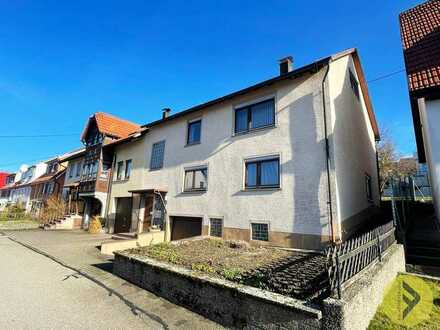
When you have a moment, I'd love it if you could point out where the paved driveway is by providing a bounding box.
[2,230,222,330]
[0,236,153,329]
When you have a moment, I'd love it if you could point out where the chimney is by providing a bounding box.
[162,108,171,119]
[279,56,293,75]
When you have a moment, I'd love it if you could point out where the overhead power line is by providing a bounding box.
[367,69,406,84]
[0,133,79,138]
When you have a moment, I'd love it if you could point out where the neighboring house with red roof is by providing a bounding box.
[101,49,381,250]
[0,173,16,211]
[77,112,140,228]
[0,172,9,189]
[400,0,440,219]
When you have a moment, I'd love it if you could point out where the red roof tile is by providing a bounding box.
[400,0,440,92]
[94,112,140,138]
[81,112,141,141]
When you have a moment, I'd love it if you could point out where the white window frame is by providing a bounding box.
[182,164,209,193]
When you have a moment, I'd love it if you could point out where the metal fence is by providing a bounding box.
[326,221,396,299]
[383,174,432,202]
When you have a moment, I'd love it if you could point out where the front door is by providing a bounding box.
[114,197,132,233]
[143,196,154,232]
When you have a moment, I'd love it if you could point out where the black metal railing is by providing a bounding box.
[326,221,396,299]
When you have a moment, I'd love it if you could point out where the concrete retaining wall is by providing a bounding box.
[113,252,322,329]
[113,243,405,329]
[101,231,165,255]
[322,243,405,330]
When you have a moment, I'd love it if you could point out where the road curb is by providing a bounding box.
[3,232,170,330]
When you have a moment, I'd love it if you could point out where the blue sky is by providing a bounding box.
[0,0,421,172]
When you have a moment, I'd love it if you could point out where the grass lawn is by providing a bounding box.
[128,238,293,281]
[369,274,440,329]
[0,212,39,230]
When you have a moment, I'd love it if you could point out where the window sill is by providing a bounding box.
[184,141,201,148]
[182,190,207,195]
[114,179,130,183]
[232,124,276,137]
[250,239,269,243]
[242,187,281,192]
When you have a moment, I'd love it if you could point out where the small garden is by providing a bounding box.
[126,238,328,301]
[0,204,39,230]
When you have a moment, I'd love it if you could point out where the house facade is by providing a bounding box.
[400,0,440,220]
[0,173,16,211]
[0,172,9,189]
[9,163,47,212]
[103,48,380,250]
[29,157,66,218]
[78,112,140,228]
[60,148,86,216]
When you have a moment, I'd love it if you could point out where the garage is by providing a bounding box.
[171,216,203,241]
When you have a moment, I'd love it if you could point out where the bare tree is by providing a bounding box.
[377,129,418,193]
[397,157,418,178]
[377,130,399,193]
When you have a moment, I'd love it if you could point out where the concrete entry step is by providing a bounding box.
[111,232,137,240]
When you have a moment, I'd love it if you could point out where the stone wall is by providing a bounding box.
[113,252,322,329]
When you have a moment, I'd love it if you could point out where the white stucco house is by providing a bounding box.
[400,0,440,221]
[103,48,380,250]
[9,162,48,212]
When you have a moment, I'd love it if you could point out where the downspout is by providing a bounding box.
[103,151,116,231]
[321,62,337,245]
[375,144,381,207]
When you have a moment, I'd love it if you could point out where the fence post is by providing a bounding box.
[335,249,342,299]
[376,228,382,262]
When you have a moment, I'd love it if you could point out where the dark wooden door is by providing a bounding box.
[114,197,132,233]
[171,217,202,241]
[143,196,153,232]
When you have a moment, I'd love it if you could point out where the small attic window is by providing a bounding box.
[349,69,360,100]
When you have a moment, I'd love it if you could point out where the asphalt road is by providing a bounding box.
[0,235,160,330]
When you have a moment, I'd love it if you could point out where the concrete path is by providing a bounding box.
[2,230,223,330]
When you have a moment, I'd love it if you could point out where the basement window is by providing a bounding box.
[251,223,269,241]
[210,218,223,238]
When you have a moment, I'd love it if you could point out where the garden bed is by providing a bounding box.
[126,238,328,301]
